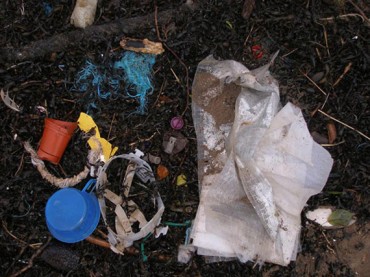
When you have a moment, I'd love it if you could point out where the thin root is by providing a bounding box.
[318,110,370,141]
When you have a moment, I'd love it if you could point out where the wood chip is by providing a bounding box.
[327,121,337,144]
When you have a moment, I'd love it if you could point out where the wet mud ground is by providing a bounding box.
[0,0,369,276]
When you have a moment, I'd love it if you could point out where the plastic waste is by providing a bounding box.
[162,131,188,154]
[189,53,333,266]
[1,89,21,112]
[96,149,165,254]
[70,0,98,28]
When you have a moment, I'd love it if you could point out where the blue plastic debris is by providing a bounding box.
[42,2,53,16]
[114,52,156,114]
[75,52,156,114]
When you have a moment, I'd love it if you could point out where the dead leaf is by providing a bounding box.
[1,89,21,112]
[328,209,354,227]
[327,121,337,144]
[242,0,256,19]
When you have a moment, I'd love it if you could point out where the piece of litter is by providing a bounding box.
[171,116,184,130]
[120,38,164,55]
[96,151,165,254]
[114,51,156,114]
[155,226,169,238]
[164,137,177,154]
[70,0,98,28]
[162,131,188,154]
[77,112,118,162]
[156,164,169,180]
[189,53,333,266]
[1,89,21,112]
[176,174,187,186]
[148,153,161,164]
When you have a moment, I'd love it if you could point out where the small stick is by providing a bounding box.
[321,140,346,147]
[1,220,42,249]
[86,235,110,248]
[243,24,255,46]
[319,13,365,22]
[14,152,25,176]
[300,70,327,96]
[154,6,162,42]
[154,6,190,117]
[9,236,52,277]
[86,235,171,262]
[333,62,352,87]
[282,48,298,58]
[107,113,116,140]
[348,0,370,23]
[318,109,370,141]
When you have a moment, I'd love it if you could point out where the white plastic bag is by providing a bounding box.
[189,54,333,265]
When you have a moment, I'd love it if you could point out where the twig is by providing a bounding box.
[282,48,298,58]
[154,6,190,117]
[243,24,255,46]
[86,235,110,248]
[2,220,41,249]
[165,44,190,117]
[348,0,370,23]
[154,5,162,42]
[300,70,327,96]
[319,13,366,22]
[14,152,25,176]
[321,140,346,147]
[318,109,370,141]
[333,62,352,87]
[86,235,171,262]
[107,113,116,140]
[9,236,52,277]
[0,4,191,62]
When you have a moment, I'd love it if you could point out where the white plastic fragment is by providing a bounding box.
[70,0,98,28]
[96,150,165,254]
[164,137,177,154]
[189,54,333,266]
[155,226,169,238]
[178,244,196,264]
[1,89,21,112]
[148,153,161,165]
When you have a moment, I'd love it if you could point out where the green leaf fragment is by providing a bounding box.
[225,20,233,30]
[328,209,354,226]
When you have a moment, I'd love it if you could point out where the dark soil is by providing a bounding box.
[0,0,369,276]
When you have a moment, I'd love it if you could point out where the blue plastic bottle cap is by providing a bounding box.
[45,185,100,243]
[46,189,87,232]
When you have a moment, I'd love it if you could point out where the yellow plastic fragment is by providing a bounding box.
[176,174,187,186]
[77,112,100,136]
[77,113,118,161]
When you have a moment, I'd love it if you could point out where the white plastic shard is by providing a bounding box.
[70,0,98,29]
[189,54,333,265]
[1,89,21,112]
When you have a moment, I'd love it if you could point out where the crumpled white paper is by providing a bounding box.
[188,54,333,265]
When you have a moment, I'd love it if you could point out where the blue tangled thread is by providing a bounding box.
[74,52,156,114]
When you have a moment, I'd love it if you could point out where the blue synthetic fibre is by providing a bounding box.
[75,60,112,99]
[75,52,156,114]
[114,52,156,114]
